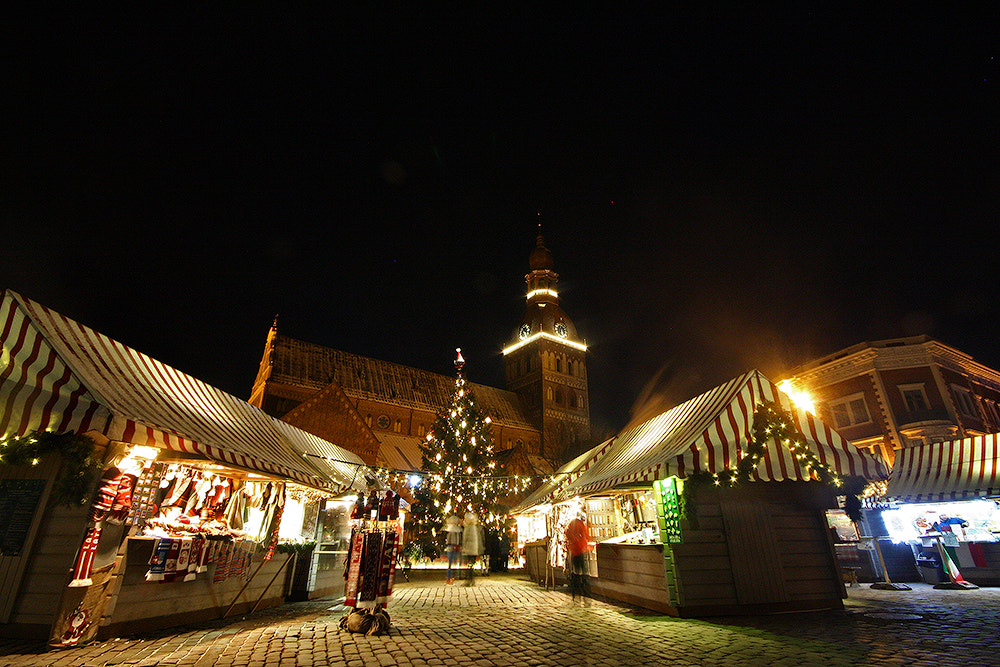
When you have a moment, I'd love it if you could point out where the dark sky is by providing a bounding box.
[4,7,999,439]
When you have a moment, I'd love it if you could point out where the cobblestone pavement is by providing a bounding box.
[2,572,999,666]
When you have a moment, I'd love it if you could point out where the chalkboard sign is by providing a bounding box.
[0,478,48,557]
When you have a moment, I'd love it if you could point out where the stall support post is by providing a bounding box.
[250,552,295,614]
[867,537,910,591]
[222,556,271,619]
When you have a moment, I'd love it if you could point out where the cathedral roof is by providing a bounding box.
[266,334,537,430]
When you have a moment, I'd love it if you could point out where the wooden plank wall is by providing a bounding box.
[721,499,790,604]
[593,543,672,614]
[4,496,90,630]
[1,458,59,624]
[101,538,291,637]
[669,502,737,607]
[669,483,843,612]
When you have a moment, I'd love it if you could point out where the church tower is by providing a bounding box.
[503,230,590,462]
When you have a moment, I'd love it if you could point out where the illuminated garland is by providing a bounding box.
[681,401,866,525]
[0,431,100,506]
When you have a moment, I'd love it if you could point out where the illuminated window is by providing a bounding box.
[828,393,871,428]
[951,385,979,419]
[567,360,574,375]
[898,384,929,413]
[985,400,1000,427]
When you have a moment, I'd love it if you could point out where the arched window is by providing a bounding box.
[567,360,573,376]
[556,357,562,373]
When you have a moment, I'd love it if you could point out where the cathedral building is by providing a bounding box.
[503,232,591,461]
[248,232,591,479]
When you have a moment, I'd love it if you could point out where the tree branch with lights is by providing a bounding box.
[0,431,100,506]
[681,400,866,526]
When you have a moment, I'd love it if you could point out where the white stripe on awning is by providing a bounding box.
[0,292,111,438]
[887,433,1000,502]
[511,437,615,513]
[558,369,887,499]
[2,290,367,491]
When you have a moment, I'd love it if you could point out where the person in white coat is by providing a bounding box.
[444,513,462,585]
[461,511,485,586]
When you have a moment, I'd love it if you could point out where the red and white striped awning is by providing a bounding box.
[1,290,367,491]
[887,433,1000,502]
[511,437,616,513]
[557,369,887,498]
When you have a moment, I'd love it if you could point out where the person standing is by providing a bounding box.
[444,513,462,585]
[565,513,592,600]
[461,511,484,586]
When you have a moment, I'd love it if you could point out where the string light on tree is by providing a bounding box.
[408,349,528,561]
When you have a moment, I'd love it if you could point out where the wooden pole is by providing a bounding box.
[250,552,295,614]
[222,556,270,619]
[871,538,892,584]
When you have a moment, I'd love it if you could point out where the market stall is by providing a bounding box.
[0,290,371,645]
[877,433,1000,586]
[513,439,615,587]
[514,369,887,616]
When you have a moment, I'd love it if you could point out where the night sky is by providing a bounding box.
[4,7,999,439]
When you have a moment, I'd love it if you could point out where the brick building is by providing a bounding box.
[248,232,590,479]
[780,336,1000,466]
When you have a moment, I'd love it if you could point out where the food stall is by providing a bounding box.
[0,290,370,646]
[878,434,1000,586]
[514,369,887,616]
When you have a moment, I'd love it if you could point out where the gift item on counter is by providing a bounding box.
[351,493,366,520]
[70,463,145,587]
[68,526,102,587]
[379,491,398,521]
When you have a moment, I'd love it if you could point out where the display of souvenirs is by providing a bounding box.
[344,527,399,609]
[68,460,143,587]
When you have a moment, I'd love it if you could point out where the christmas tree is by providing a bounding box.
[408,349,518,561]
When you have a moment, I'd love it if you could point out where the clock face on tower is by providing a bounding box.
[555,322,568,338]
[519,324,531,340]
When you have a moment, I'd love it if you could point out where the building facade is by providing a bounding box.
[248,233,591,475]
[502,232,591,462]
[780,336,1000,466]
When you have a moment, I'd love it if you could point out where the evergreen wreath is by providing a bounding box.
[0,431,100,506]
[680,400,866,527]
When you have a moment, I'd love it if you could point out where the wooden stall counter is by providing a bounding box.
[593,542,672,614]
[98,537,292,639]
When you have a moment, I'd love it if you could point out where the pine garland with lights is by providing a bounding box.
[0,431,100,506]
[681,401,866,526]
[408,350,521,561]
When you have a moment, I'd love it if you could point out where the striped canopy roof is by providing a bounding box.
[887,433,1000,502]
[0,290,367,491]
[511,438,616,514]
[552,369,887,500]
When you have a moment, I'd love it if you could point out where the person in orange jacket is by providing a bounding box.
[565,513,592,600]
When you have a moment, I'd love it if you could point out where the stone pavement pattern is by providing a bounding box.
[2,573,999,666]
